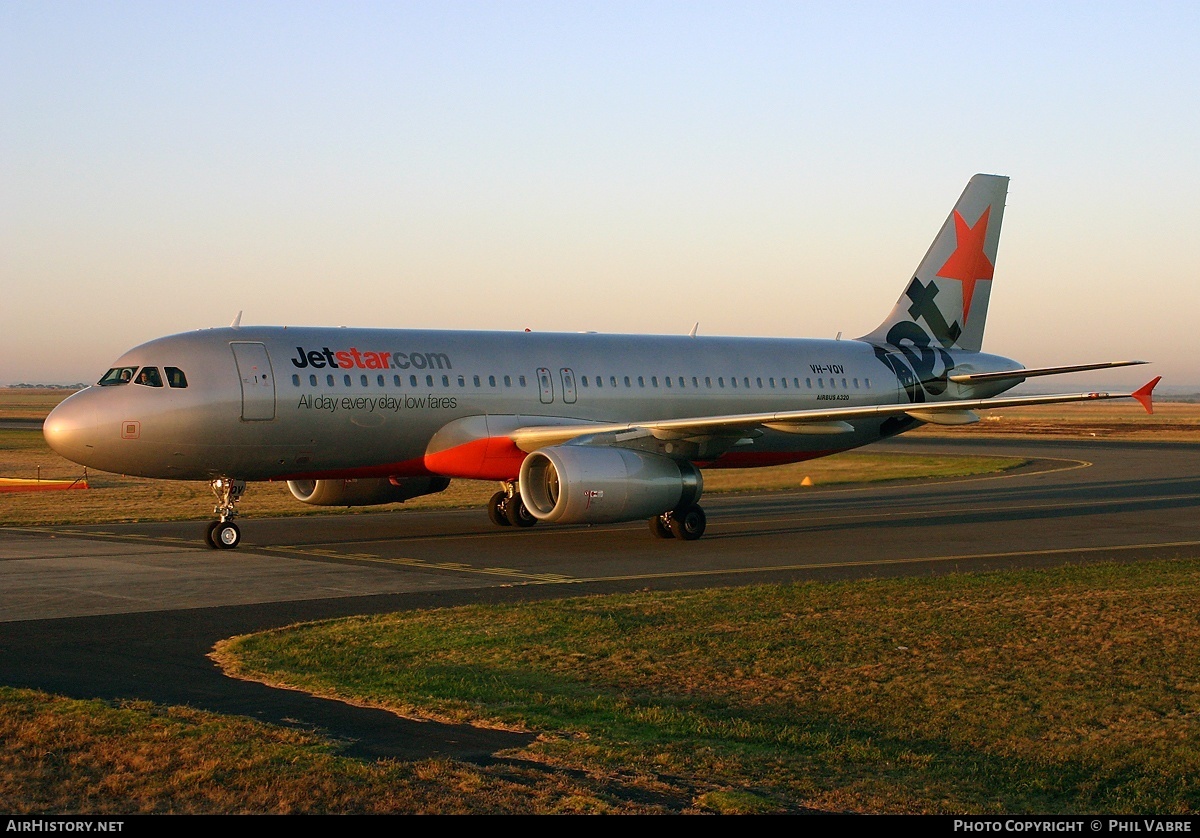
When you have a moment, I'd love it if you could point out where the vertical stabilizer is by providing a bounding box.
[860,174,1008,353]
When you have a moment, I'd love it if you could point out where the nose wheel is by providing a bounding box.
[205,520,242,549]
[207,477,246,549]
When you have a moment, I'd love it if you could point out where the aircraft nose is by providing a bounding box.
[43,390,101,465]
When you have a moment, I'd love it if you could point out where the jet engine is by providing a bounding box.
[287,476,450,507]
[518,446,702,524]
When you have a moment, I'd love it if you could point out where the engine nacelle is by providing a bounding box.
[287,476,450,507]
[518,446,702,524]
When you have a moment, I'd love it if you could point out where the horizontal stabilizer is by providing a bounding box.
[948,360,1147,384]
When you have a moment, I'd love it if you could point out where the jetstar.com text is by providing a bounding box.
[290,347,452,371]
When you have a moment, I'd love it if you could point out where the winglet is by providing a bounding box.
[230,311,243,329]
[1132,376,1161,414]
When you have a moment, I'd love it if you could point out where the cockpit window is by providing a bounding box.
[165,367,188,388]
[134,367,163,387]
[98,367,138,386]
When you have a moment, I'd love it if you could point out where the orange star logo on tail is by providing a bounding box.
[936,206,994,324]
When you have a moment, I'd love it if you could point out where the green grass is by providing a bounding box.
[205,559,1200,814]
[8,560,1200,814]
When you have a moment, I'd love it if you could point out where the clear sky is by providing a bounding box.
[3,1,1197,390]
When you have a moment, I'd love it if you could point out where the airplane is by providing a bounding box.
[43,174,1159,549]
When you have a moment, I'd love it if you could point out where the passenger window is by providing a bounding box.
[705,377,711,388]
[361,375,369,386]
[731,378,737,389]
[344,375,352,386]
[458,376,465,387]
[595,376,603,388]
[624,376,631,387]
[310,375,318,386]
[426,375,434,387]
[378,375,386,386]
[394,375,402,386]
[98,366,138,386]
[410,375,418,387]
[756,377,763,388]
[865,378,871,388]
[443,375,450,387]
[504,375,511,387]
[473,375,481,387]
[662,377,669,388]
[638,376,645,388]
[134,367,163,387]
[519,375,527,387]
[327,375,335,387]
[165,367,188,388]
[292,374,300,386]
[581,376,589,387]
[718,377,724,388]
[489,375,496,387]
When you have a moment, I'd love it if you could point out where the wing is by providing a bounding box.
[509,377,1161,452]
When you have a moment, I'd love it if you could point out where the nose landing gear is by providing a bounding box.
[206,478,246,549]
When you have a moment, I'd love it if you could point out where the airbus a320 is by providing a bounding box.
[44,174,1159,548]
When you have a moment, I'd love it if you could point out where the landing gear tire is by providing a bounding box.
[505,493,537,527]
[668,505,706,541]
[213,521,241,549]
[649,514,674,539]
[488,492,512,526]
[207,477,246,549]
[205,521,220,549]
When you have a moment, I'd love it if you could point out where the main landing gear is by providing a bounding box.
[206,477,246,549]
[488,482,537,528]
[649,504,707,541]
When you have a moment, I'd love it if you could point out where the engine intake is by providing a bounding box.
[287,476,450,507]
[518,446,702,524]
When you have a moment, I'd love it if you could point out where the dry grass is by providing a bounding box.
[0,388,75,419]
[0,688,671,814]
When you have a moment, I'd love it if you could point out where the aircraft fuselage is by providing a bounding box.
[43,325,1020,483]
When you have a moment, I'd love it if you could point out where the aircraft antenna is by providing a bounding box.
[689,322,699,338]
[231,311,242,329]
[835,331,842,340]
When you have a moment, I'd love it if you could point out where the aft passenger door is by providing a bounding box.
[560,368,577,404]
[230,342,276,421]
